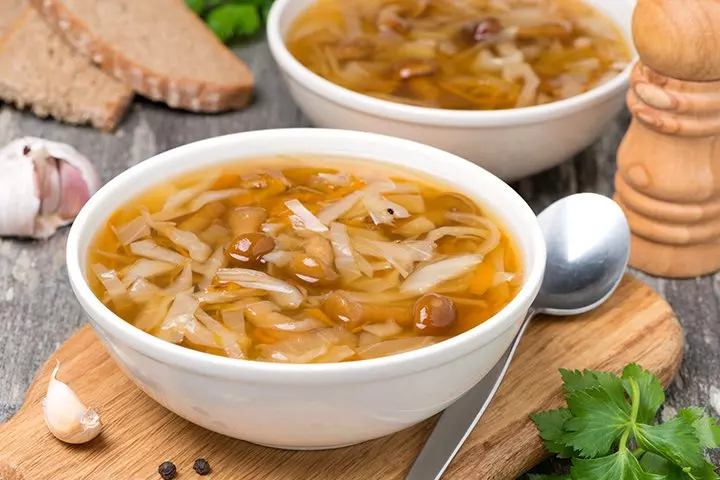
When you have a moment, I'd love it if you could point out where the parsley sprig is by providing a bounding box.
[185,0,275,44]
[530,363,720,479]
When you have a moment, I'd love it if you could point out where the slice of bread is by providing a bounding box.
[0,8,133,132]
[0,0,26,36]
[31,0,255,112]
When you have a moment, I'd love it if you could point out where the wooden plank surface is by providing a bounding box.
[0,276,683,480]
[0,39,718,477]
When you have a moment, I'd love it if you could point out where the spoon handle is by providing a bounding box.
[405,309,537,480]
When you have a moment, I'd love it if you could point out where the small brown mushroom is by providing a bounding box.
[392,59,438,80]
[226,232,276,266]
[324,292,364,328]
[413,293,457,336]
[227,206,268,236]
[288,254,339,286]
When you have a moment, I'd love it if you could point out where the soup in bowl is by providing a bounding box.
[285,0,631,110]
[88,157,524,363]
[267,0,637,181]
[67,129,545,448]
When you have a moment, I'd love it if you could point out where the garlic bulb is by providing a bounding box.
[42,361,102,444]
[0,137,100,239]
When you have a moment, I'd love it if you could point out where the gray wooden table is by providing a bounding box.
[0,41,718,476]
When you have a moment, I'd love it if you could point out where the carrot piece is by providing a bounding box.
[470,262,495,296]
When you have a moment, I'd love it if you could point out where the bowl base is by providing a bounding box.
[250,440,366,451]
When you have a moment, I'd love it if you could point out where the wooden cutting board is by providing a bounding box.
[0,275,683,480]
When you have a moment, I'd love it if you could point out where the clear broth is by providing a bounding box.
[286,0,631,110]
[88,156,523,363]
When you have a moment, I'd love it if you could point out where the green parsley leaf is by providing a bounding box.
[563,387,631,457]
[560,368,628,411]
[634,418,706,474]
[185,0,206,14]
[692,461,720,480]
[530,408,576,458]
[621,363,665,424]
[677,407,706,424]
[639,453,685,479]
[186,0,274,43]
[570,449,659,480]
[206,4,261,43]
[559,368,614,393]
[678,407,720,449]
[532,363,720,480]
[640,453,719,480]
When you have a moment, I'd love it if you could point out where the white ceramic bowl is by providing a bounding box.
[267,0,637,182]
[66,129,546,449]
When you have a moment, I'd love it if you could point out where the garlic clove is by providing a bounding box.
[42,361,102,444]
[57,160,92,220]
[0,137,100,239]
[37,157,61,215]
[0,154,38,237]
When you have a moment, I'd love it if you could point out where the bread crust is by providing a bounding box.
[0,7,133,132]
[30,0,254,113]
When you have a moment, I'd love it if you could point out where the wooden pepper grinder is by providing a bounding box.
[614,0,720,278]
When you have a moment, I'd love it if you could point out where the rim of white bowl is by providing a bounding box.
[67,128,546,385]
[266,0,637,128]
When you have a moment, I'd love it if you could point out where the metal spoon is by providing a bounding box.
[406,193,631,480]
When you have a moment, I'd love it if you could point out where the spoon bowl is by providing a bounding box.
[535,193,631,315]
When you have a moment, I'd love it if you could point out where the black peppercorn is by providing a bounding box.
[158,461,177,480]
[193,458,211,475]
[22,145,30,155]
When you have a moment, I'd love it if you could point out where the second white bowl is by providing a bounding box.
[267,0,637,182]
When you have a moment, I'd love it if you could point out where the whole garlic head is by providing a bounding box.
[42,361,102,444]
[0,137,100,239]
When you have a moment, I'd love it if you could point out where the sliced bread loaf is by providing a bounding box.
[31,0,255,112]
[0,8,133,131]
[0,0,26,36]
